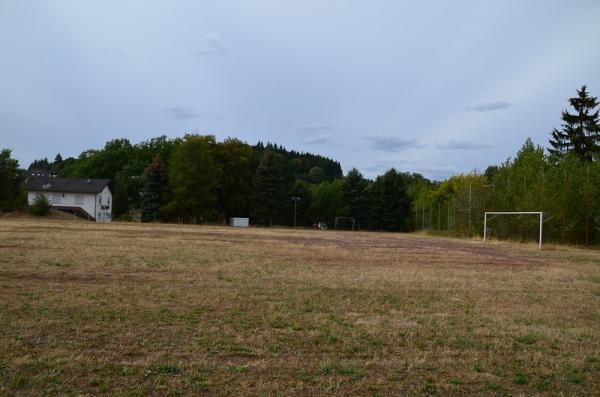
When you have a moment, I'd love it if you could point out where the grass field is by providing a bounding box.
[1,219,599,396]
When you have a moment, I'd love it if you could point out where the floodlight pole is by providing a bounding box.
[291,197,300,228]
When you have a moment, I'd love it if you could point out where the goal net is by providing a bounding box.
[334,217,356,231]
[483,212,547,250]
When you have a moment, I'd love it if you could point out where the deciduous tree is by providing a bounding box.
[165,134,217,223]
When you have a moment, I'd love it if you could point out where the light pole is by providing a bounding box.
[291,197,301,228]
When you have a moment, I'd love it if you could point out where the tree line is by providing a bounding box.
[3,85,599,243]
[3,135,423,230]
[414,85,600,245]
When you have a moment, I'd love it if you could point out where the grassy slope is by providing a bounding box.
[0,219,599,395]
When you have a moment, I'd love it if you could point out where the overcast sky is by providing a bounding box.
[1,1,600,180]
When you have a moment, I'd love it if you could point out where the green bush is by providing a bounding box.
[30,194,51,216]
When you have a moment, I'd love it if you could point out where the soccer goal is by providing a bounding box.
[334,217,356,231]
[483,212,546,250]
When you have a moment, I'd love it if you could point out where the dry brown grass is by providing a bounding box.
[0,218,599,396]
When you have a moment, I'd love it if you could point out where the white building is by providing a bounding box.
[229,217,249,227]
[25,177,113,222]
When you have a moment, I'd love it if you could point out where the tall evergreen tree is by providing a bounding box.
[342,168,370,227]
[250,150,287,225]
[371,168,411,231]
[52,153,64,174]
[27,158,52,175]
[0,149,24,211]
[549,85,600,161]
[141,154,168,222]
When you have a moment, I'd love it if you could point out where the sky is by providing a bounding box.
[1,1,600,180]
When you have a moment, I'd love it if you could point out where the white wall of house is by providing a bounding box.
[27,185,113,222]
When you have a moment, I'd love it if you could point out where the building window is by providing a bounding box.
[107,197,111,207]
[51,193,61,204]
[98,196,102,205]
[75,195,84,205]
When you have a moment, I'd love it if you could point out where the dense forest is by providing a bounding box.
[1,85,599,243]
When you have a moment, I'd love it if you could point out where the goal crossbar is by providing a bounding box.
[483,211,544,250]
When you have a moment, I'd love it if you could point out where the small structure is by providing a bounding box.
[229,217,249,227]
[334,217,356,231]
[25,177,112,222]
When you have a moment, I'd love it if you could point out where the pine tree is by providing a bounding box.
[0,149,24,211]
[141,154,168,222]
[250,151,287,225]
[371,168,410,231]
[342,168,370,226]
[27,158,52,175]
[52,153,63,175]
[30,193,51,216]
[549,85,600,161]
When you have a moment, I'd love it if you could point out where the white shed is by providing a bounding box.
[229,217,249,227]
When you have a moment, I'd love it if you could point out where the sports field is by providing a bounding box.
[1,219,599,395]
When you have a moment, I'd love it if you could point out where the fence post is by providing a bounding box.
[447,201,450,233]
[562,169,568,244]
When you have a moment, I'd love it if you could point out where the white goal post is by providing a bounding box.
[483,211,544,250]
[334,217,356,231]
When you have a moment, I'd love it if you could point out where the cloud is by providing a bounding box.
[436,140,493,150]
[302,134,332,145]
[165,107,199,120]
[298,124,334,144]
[415,166,457,180]
[366,135,427,152]
[196,32,230,55]
[464,101,512,112]
[362,160,414,172]
[164,107,226,122]
[298,123,333,133]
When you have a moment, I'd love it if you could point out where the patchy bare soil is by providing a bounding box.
[0,219,599,395]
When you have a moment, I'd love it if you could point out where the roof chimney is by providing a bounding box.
[86,179,91,184]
